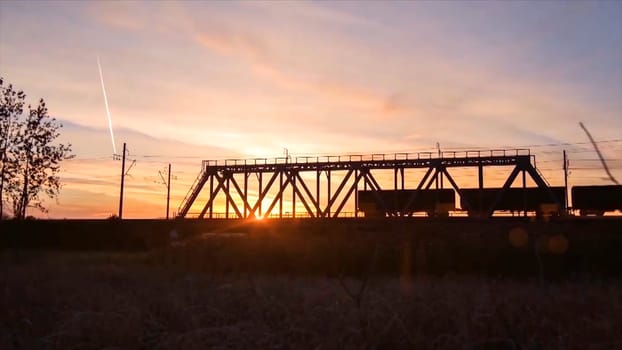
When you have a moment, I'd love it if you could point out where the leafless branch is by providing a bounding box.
[579,122,619,185]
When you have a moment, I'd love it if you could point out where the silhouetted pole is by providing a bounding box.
[563,150,568,212]
[166,163,171,220]
[119,142,126,219]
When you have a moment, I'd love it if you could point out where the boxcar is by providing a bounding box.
[358,189,456,217]
[572,185,622,216]
[459,187,566,217]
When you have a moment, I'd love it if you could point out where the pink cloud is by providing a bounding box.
[87,2,146,32]
[193,28,408,119]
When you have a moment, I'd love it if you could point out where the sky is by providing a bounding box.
[1,0,621,218]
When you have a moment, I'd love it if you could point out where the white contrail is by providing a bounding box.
[97,56,117,155]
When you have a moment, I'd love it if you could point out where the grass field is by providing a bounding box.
[2,240,621,349]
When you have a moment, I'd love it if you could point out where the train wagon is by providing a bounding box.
[572,185,622,216]
[358,189,456,217]
[460,187,566,217]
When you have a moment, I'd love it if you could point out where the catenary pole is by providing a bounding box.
[119,142,126,219]
[166,163,171,219]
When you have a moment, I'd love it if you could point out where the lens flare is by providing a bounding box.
[508,227,529,248]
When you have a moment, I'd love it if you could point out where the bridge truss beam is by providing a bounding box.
[177,150,559,219]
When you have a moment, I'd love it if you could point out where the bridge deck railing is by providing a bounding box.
[200,148,531,169]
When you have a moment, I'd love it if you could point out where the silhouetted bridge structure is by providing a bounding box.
[177,148,562,219]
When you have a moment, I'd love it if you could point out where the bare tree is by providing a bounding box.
[0,78,73,219]
[579,122,619,185]
[0,78,25,218]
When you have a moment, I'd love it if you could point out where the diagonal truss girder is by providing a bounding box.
[177,152,556,219]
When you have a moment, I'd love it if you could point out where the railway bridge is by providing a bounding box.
[177,148,561,219]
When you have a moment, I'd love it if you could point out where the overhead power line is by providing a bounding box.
[62,138,622,163]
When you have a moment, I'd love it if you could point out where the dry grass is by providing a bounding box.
[1,247,621,349]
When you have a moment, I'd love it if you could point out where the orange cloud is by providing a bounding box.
[193,28,408,120]
[88,2,146,32]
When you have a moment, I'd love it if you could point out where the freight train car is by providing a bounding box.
[459,187,566,217]
[572,185,622,216]
[358,189,455,217]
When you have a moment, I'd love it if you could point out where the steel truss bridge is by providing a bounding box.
[177,149,559,219]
